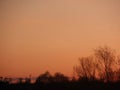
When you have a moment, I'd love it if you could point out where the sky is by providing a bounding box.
[0,0,120,78]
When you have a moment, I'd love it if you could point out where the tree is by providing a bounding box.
[53,72,69,83]
[75,56,98,81]
[25,75,31,84]
[94,46,116,82]
[114,55,120,80]
[18,78,23,84]
[74,46,118,82]
[36,71,52,84]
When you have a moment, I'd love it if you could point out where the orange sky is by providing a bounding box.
[0,0,120,78]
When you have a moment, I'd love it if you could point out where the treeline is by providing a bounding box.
[0,71,69,84]
[1,71,120,90]
[1,46,120,90]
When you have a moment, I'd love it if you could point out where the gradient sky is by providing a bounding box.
[0,0,120,77]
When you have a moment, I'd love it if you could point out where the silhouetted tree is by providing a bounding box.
[0,77,3,81]
[25,78,31,84]
[94,46,116,82]
[25,75,31,84]
[75,56,98,81]
[115,56,120,80]
[36,71,52,84]
[18,78,23,84]
[53,72,69,83]
[74,46,118,82]
[0,77,4,84]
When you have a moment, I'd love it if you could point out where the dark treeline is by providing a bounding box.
[1,71,120,90]
[1,46,120,90]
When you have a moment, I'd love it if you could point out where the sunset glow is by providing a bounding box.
[0,0,120,77]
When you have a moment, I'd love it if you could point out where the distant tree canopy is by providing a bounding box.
[36,71,69,84]
[36,71,52,84]
[74,46,120,82]
[53,72,69,82]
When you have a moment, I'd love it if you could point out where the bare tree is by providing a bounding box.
[75,56,98,81]
[74,46,118,82]
[114,55,120,80]
[94,46,116,82]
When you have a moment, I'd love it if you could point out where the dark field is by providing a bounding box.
[1,80,120,90]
